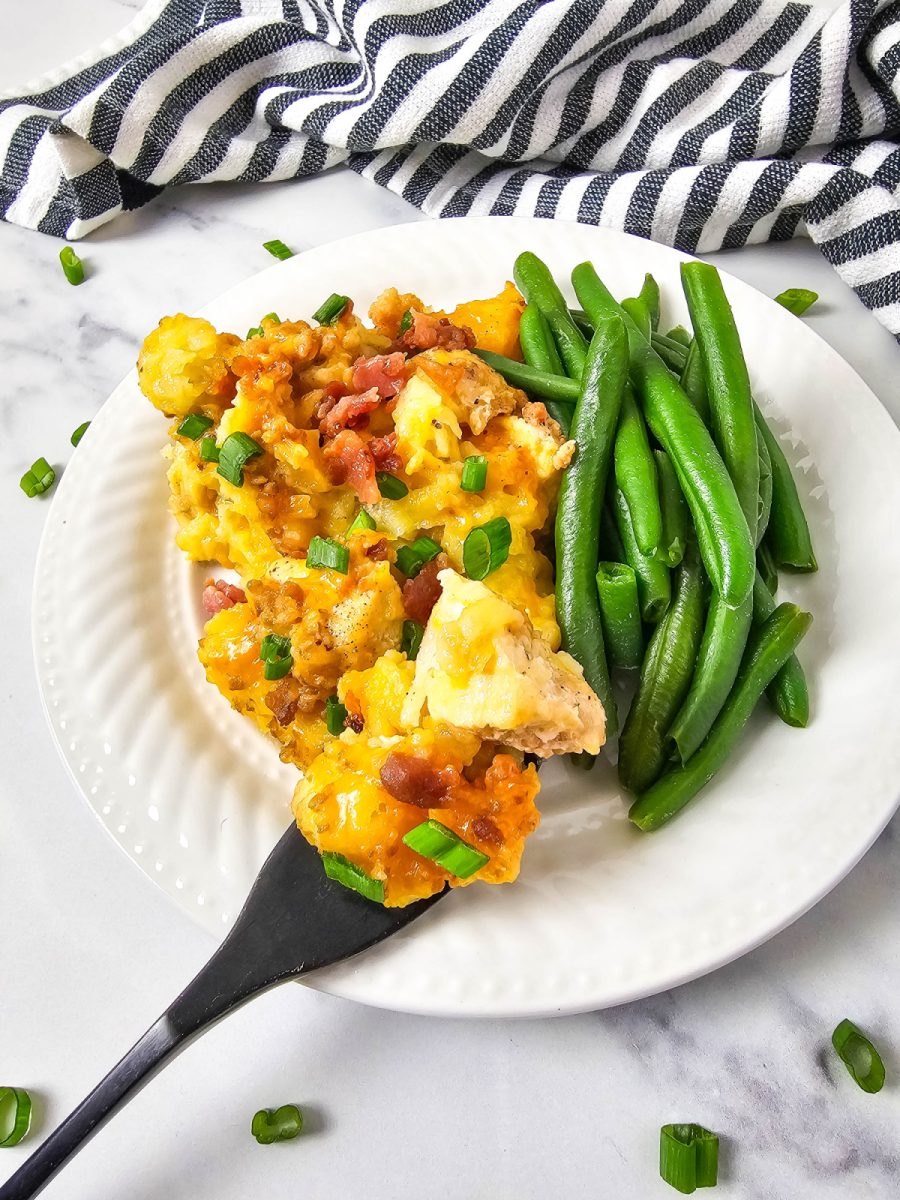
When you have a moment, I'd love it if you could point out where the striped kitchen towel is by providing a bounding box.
[1,0,899,333]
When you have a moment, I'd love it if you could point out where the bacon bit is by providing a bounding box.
[201,578,246,616]
[369,432,402,473]
[401,553,448,624]
[351,352,406,399]
[323,429,379,505]
[365,537,390,561]
[266,676,300,726]
[314,380,349,425]
[521,400,554,430]
[471,816,504,847]
[344,712,365,734]
[318,386,380,438]
[398,310,476,354]
[380,751,460,808]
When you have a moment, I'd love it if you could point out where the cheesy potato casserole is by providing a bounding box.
[138,283,605,906]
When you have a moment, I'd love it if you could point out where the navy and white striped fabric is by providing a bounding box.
[2,0,899,333]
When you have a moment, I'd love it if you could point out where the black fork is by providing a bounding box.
[0,826,443,1200]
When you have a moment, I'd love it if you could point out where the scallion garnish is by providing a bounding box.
[461,455,488,492]
[176,412,214,440]
[401,619,425,661]
[463,516,511,580]
[376,472,409,500]
[19,457,55,498]
[245,325,263,340]
[70,421,90,447]
[402,820,488,878]
[321,852,385,903]
[832,1019,885,1093]
[325,694,348,735]
[0,1088,33,1147]
[216,431,263,487]
[312,293,350,326]
[59,246,84,285]
[395,537,441,578]
[774,288,818,316]
[263,239,293,260]
[659,1124,719,1194]
[398,308,413,335]
[199,436,220,463]
[261,311,280,323]
[347,508,376,536]
[260,633,293,681]
[306,535,350,574]
[251,1104,303,1144]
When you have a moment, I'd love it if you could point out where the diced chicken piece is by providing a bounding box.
[401,570,605,756]
[415,349,527,435]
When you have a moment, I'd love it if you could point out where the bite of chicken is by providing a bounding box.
[401,570,605,756]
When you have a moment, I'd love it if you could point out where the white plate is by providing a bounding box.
[33,217,900,1017]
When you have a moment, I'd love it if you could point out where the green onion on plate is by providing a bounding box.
[312,293,350,325]
[19,457,55,498]
[325,694,348,735]
[832,1019,885,1093]
[217,432,263,487]
[260,633,292,681]
[376,472,409,500]
[463,516,511,580]
[70,421,91,447]
[262,239,293,261]
[0,1088,33,1148]
[59,246,84,285]
[176,413,214,440]
[401,619,425,661]
[347,508,376,535]
[306,535,349,575]
[461,455,488,493]
[251,1104,303,1144]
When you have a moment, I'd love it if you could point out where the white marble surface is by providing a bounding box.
[3,3,900,1198]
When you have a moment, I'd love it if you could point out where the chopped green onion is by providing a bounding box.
[401,619,425,661]
[260,633,293,681]
[376,472,409,500]
[347,508,377,536]
[263,239,293,261]
[398,308,413,335]
[832,1019,885,1093]
[199,436,220,463]
[403,820,488,878]
[176,412,214,440]
[251,1104,303,1145]
[461,455,488,492]
[325,694,348,735]
[19,457,55,498]
[245,325,263,339]
[70,421,91,447]
[0,1088,33,1147]
[659,1124,719,1194]
[312,293,350,325]
[463,516,511,580]
[261,312,280,323]
[395,536,442,578]
[59,246,84,285]
[306,535,350,574]
[774,288,818,316]
[321,852,385,903]
[216,431,263,487]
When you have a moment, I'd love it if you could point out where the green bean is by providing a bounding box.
[668,587,754,763]
[650,333,689,373]
[655,449,689,567]
[679,339,711,424]
[612,486,671,623]
[514,252,589,380]
[639,273,660,331]
[570,309,594,338]
[756,423,773,547]
[757,542,778,594]
[599,504,626,561]
[518,305,571,432]
[666,325,692,348]
[752,572,810,727]
[754,403,817,572]
[474,349,580,403]
[596,562,643,670]
[618,544,705,793]
[614,387,663,557]
[572,263,755,610]
[622,296,651,338]
[680,262,759,539]
[629,604,812,830]
[555,318,629,737]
